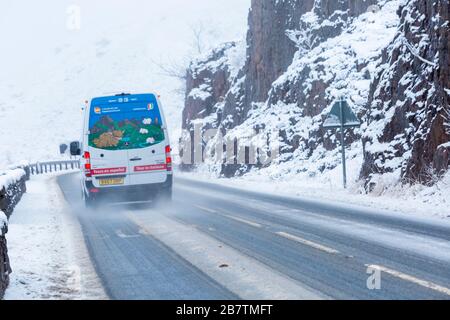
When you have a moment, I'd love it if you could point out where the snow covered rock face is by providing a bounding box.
[220,0,377,127]
[224,0,379,124]
[0,169,27,298]
[181,0,398,178]
[361,0,450,188]
[181,42,244,170]
[0,170,27,221]
[183,42,237,131]
[236,0,315,118]
[0,235,12,298]
[258,0,391,171]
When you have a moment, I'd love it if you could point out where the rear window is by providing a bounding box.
[88,101,165,150]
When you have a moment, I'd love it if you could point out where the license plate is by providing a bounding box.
[99,178,125,186]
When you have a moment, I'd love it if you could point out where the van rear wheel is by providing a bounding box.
[84,193,97,208]
[158,187,172,204]
[84,196,91,208]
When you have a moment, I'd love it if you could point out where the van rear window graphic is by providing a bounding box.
[88,102,165,150]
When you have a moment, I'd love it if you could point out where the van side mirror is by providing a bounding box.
[59,143,68,155]
[70,141,81,156]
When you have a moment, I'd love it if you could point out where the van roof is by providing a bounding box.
[91,93,158,105]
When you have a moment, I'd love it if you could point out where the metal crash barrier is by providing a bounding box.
[29,160,80,175]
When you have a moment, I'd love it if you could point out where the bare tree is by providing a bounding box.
[150,56,188,97]
[150,21,213,97]
[151,56,187,81]
[151,21,208,81]
[190,22,205,55]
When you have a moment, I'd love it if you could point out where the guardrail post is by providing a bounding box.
[26,166,30,180]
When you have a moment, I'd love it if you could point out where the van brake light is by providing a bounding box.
[84,152,92,177]
[165,146,172,172]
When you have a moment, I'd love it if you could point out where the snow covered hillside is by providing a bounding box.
[0,0,250,167]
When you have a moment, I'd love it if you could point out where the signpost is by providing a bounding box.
[323,97,361,188]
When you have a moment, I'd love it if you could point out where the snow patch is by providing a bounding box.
[189,84,212,101]
[4,174,107,300]
[0,169,26,191]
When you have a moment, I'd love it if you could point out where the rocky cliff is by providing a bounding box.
[180,0,450,188]
[180,41,246,170]
[0,233,11,298]
[238,0,315,116]
[361,0,450,188]
[0,169,27,298]
[231,0,379,123]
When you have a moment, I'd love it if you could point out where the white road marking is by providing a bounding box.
[138,228,150,236]
[276,231,340,254]
[195,205,219,214]
[366,264,450,296]
[115,229,140,239]
[224,215,262,228]
[195,205,262,228]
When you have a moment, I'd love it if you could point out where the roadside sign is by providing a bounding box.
[323,98,360,189]
[323,100,361,129]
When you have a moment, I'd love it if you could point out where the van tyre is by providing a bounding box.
[84,196,92,208]
[84,194,97,209]
[158,187,172,203]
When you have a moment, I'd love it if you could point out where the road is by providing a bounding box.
[57,173,450,300]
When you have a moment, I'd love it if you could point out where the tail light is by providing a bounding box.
[84,151,92,177]
[165,145,172,172]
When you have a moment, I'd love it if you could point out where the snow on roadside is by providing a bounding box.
[176,166,450,220]
[4,173,107,300]
[1,168,27,235]
[0,168,26,190]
